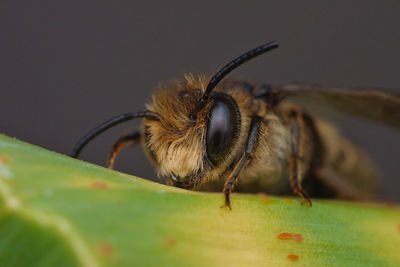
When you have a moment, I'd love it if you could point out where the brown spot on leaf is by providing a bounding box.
[277,232,303,242]
[98,242,113,256]
[397,224,400,233]
[261,198,270,205]
[92,182,108,188]
[257,192,270,204]
[287,254,299,261]
[165,237,176,246]
[284,198,293,203]
[0,155,9,165]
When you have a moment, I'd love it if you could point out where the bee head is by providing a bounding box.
[143,75,241,189]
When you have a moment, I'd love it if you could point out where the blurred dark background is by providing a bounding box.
[1,1,399,201]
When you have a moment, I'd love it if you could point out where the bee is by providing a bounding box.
[70,41,400,209]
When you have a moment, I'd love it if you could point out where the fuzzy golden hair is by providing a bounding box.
[142,75,252,188]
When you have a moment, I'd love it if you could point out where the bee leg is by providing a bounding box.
[106,130,141,169]
[221,116,262,210]
[289,111,312,206]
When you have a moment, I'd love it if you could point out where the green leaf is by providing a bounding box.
[0,134,399,267]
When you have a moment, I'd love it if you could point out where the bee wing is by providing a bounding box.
[278,83,400,130]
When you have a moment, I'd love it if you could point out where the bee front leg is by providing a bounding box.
[222,116,262,210]
[107,130,141,169]
[289,111,312,206]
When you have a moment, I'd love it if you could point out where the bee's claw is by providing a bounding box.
[220,203,232,210]
[301,198,312,207]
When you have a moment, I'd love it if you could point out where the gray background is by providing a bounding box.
[1,1,399,201]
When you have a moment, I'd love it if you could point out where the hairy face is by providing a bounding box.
[141,75,244,189]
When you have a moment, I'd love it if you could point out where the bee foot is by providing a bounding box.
[220,203,232,210]
[301,198,312,207]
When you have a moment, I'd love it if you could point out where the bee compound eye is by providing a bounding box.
[206,100,237,165]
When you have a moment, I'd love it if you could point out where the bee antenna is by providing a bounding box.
[192,41,279,119]
[70,111,159,158]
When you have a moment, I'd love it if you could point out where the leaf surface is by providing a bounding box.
[0,135,399,267]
